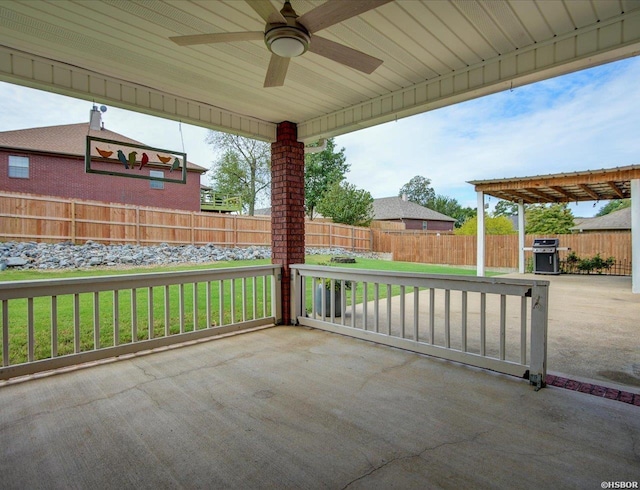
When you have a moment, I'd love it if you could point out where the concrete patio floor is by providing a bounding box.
[1,325,638,489]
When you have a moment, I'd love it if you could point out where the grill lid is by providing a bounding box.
[532,238,559,248]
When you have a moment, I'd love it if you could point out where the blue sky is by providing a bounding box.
[336,56,640,217]
[2,56,639,217]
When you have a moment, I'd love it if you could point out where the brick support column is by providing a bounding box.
[271,121,305,324]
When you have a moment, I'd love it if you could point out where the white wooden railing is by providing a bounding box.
[291,265,549,388]
[0,265,281,380]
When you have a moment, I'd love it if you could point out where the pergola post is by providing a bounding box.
[518,200,525,273]
[271,121,306,324]
[476,191,485,277]
[632,179,640,294]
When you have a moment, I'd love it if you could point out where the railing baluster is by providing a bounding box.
[192,283,198,331]
[461,291,467,352]
[340,280,346,326]
[93,292,100,350]
[51,295,58,356]
[164,285,170,336]
[386,284,391,335]
[219,280,224,326]
[311,277,317,320]
[252,277,257,320]
[230,279,236,324]
[131,289,138,342]
[480,293,486,356]
[521,296,527,365]
[374,283,379,333]
[399,285,405,338]
[444,290,450,348]
[321,279,326,319]
[148,287,154,339]
[500,294,506,360]
[429,288,435,344]
[113,291,119,346]
[242,277,247,322]
[362,282,368,330]
[74,293,80,352]
[350,284,356,328]
[413,287,419,341]
[27,298,34,362]
[179,284,185,333]
[2,299,8,366]
[206,281,212,328]
[262,275,267,318]
[329,279,335,322]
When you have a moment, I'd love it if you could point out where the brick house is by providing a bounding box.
[372,196,456,232]
[0,110,206,211]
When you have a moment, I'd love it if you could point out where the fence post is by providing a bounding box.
[529,281,549,390]
[234,215,238,247]
[135,207,140,245]
[70,200,76,244]
[190,212,195,245]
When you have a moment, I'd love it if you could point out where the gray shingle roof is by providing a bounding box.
[0,123,207,172]
[571,207,631,231]
[372,197,456,222]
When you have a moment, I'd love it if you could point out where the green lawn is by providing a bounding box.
[0,256,502,365]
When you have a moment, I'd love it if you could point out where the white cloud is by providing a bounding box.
[337,57,640,215]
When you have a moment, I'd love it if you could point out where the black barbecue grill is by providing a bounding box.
[532,238,560,274]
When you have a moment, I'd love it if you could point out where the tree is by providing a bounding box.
[525,203,575,234]
[596,199,631,216]
[429,194,476,228]
[206,131,270,215]
[305,138,349,219]
[317,181,374,227]
[398,176,435,207]
[493,200,519,217]
[454,215,516,235]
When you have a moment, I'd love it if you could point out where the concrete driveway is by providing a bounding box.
[503,273,640,391]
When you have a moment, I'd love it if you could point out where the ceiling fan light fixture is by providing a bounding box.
[265,26,310,58]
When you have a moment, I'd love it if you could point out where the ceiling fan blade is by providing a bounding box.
[245,0,286,24]
[170,31,263,46]
[264,54,290,87]
[298,0,392,33]
[309,36,383,74]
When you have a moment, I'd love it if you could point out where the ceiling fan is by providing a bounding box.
[169,0,392,87]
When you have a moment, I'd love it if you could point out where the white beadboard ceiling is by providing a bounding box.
[1,0,639,142]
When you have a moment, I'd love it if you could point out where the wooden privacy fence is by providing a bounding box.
[1,192,631,265]
[0,192,371,251]
[372,230,632,269]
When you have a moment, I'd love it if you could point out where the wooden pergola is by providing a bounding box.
[468,164,640,293]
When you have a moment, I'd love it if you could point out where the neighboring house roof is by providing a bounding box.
[571,207,631,232]
[0,123,207,172]
[253,207,271,216]
[372,197,456,222]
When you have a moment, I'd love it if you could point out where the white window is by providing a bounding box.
[8,156,29,179]
[422,221,428,230]
[150,170,164,189]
